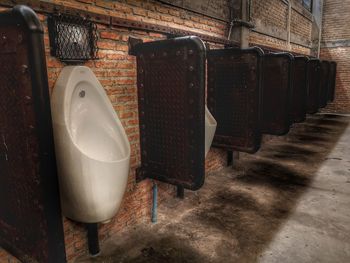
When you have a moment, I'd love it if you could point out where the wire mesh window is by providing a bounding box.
[48,14,98,63]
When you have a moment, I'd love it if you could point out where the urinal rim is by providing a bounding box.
[205,105,217,126]
[52,66,131,164]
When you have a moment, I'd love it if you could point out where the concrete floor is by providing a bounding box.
[77,113,350,263]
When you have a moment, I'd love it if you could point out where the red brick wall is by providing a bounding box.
[252,0,288,29]
[320,47,350,113]
[320,0,350,113]
[250,30,289,50]
[290,9,312,40]
[250,0,312,55]
[0,1,228,262]
[0,0,321,262]
[321,0,350,41]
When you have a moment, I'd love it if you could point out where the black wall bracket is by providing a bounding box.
[128,37,143,56]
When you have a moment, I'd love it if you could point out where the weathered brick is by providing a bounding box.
[160,14,173,22]
[149,32,165,38]
[156,5,169,14]
[97,41,117,50]
[100,31,121,40]
[320,0,350,113]
[116,44,129,52]
[168,9,180,16]
[114,2,133,13]
[46,58,63,68]
[133,7,147,17]
[94,61,116,68]
[76,0,93,3]
[95,0,114,9]
[148,11,160,20]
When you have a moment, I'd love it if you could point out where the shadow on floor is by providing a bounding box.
[76,114,350,263]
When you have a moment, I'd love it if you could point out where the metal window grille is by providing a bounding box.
[48,13,98,63]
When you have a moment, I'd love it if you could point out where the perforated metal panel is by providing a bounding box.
[319,60,330,108]
[290,56,309,122]
[261,53,293,135]
[0,6,66,263]
[306,58,321,114]
[328,61,337,102]
[132,37,205,190]
[207,47,263,153]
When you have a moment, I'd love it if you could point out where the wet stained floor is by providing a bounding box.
[77,113,350,263]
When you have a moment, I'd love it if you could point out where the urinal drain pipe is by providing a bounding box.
[152,181,158,223]
[177,185,184,199]
[227,151,233,166]
[87,223,100,256]
[227,151,239,167]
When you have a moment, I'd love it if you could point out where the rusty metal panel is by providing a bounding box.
[260,53,294,135]
[328,61,337,102]
[207,47,263,153]
[0,6,66,263]
[290,56,309,122]
[306,58,321,114]
[319,60,330,108]
[132,37,206,190]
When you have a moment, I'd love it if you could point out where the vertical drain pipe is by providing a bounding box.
[151,181,158,223]
[87,223,100,256]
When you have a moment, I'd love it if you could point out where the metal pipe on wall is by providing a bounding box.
[87,224,100,257]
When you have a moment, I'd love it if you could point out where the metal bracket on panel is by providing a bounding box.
[227,151,233,167]
[227,151,240,167]
[128,37,143,56]
[224,43,239,48]
[166,33,181,39]
[177,185,184,199]
[135,167,147,183]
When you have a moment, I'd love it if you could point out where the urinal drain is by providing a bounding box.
[79,90,86,98]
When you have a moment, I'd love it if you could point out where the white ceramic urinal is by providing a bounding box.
[51,66,131,223]
[205,106,217,157]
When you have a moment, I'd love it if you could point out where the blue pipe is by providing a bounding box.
[151,181,158,223]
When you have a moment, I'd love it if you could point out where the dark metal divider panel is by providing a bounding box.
[132,37,206,190]
[328,61,337,102]
[261,53,293,135]
[207,48,263,153]
[0,6,66,263]
[290,56,309,122]
[319,61,330,108]
[306,58,321,114]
